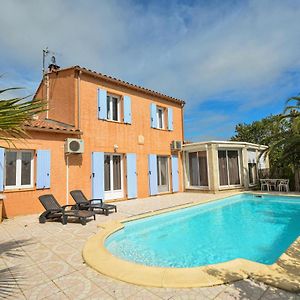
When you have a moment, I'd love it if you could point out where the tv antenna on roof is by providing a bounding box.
[42,47,57,76]
[42,47,49,76]
[51,55,56,65]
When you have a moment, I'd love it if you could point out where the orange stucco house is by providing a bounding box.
[1,65,185,218]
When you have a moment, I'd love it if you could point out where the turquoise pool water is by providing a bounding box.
[105,194,300,267]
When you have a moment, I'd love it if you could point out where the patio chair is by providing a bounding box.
[38,194,96,225]
[278,179,289,192]
[70,190,117,216]
[260,179,269,191]
[267,180,277,191]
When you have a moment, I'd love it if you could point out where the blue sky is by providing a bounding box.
[1,0,300,141]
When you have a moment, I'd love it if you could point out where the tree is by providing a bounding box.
[231,115,289,175]
[231,114,289,145]
[0,87,46,145]
[231,95,300,191]
[267,96,300,191]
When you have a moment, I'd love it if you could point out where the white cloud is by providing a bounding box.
[0,0,300,139]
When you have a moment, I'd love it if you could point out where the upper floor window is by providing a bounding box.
[98,88,132,124]
[150,103,173,131]
[107,94,120,122]
[156,107,165,129]
[5,150,34,189]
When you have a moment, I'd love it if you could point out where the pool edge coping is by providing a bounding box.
[82,192,300,292]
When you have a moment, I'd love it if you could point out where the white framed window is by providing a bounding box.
[5,150,34,189]
[218,149,241,187]
[248,163,257,185]
[247,150,258,186]
[106,94,120,122]
[188,151,209,187]
[104,153,124,200]
[156,107,165,129]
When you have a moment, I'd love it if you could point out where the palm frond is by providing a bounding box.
[286,95,300,104]
[0,87,47,146]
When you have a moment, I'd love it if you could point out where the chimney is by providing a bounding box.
[48,55,60,72]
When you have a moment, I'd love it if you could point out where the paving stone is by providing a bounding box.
[22,281,60,300]
[127,288,162,299]
[39,259,77,280]
[260,286,297,300]
[61,281,102,299]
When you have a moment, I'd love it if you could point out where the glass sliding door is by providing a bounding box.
[218,150,228,186]
[104,155,111,192]
[247,150,257,185]
[189,152,199,186]
[188,151,209,187]
[104,154,123,200]
[113,155,121,190]
[227,150,240,185]
[198,151,209,186]
[218,150,241,187]
[157,156,169,193]
[248,163,257,185]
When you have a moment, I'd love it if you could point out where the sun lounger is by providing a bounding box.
[70,190,117,216]
[38,194,96,225]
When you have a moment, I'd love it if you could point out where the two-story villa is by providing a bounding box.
[1,65,185,217]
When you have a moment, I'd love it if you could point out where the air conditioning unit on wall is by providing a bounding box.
[171,140,182,151]
[64,138,84,154]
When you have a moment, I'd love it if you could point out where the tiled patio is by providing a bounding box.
[0,192,299,300]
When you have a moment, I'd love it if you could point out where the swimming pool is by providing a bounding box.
[105,193,300,268]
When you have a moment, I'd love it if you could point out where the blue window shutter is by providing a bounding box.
[126,153,137,198]
[124,95,132,124]
[168,108,173,131]
[148,154,158,195]
[92,152,104,200]
[150,103,157,128]
[98,88,107,120]
[171,155,179,192]
[0,148,4,191]
[36,150,51,189]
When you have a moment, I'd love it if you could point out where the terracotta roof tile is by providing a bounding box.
[46,65,185,105]
[24,119,81,134]
[76,66,185,105]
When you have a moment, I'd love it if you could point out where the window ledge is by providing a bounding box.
[152,127,171,132]
[100,119,131,125]
[187,186,209,190]
[157,191,171,195]
[4,187,36,193]
[219,185,243,190]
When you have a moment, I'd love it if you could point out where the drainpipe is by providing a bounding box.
[46,73,49,119]
[77,70,82,129]
[181,103,185,142]
[181,103,185,191]
[182,150,186,191]
[66,154,69,205]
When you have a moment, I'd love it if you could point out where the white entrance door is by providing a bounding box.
[157,156,169,193]
[104,154,124,200]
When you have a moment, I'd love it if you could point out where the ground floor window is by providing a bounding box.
[157,156,169,193]
[104,154,123,200]
[188,151,209,187]
[218,150,240,186]
[248,163,257,185]
[5,150,34,189]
